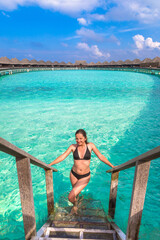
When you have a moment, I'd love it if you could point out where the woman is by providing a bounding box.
[49,129,114,214]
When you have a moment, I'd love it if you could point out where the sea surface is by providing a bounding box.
[0,70,160,239]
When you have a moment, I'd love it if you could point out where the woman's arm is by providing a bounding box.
[90,143,114,168]
[49,145,74,166]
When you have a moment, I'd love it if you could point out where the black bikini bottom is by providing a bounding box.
[71,169,90,180]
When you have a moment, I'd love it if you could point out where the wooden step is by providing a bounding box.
[32,238,115,240]
[51,220,110,230]
[31,227,116,240]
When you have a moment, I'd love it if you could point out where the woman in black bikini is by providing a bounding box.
[49,129,114,214]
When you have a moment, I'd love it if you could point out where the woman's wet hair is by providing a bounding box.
[75,129,88,143]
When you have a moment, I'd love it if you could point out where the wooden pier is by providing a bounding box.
[0,137,160,240]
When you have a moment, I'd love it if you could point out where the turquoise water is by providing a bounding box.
[0,70,160,239]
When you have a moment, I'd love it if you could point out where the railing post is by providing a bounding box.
[126,160,151,240]
[45,170,54,215]
[16,157,36,240]
[108,171,119,218]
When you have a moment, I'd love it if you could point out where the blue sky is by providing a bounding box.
[0,0,160,63]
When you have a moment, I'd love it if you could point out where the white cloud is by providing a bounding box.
[0,0,160,24]
[133,34,160,52]
[145,37,160,49]
[89,0,160,24]
[77,18,88,26]
[76,27,103,41]
[77,42,110,58]
[0,0,102,14]
[133,34,145,50]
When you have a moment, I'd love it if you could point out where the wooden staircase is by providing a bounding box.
[1,137,159,240]
[31,197,118,240]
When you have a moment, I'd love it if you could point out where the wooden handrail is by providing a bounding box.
[0,137,58,240]
[107,145,160,173]
[0,137,57,171]
[107,145,160,240]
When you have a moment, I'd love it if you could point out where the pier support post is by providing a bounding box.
[108,171,119,219]
[16,157,36,240]
[126,160,151,240]
[45,169,54,215]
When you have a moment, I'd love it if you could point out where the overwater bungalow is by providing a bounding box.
[0,56,160,71]
[46,61,53,68]
[59,61,66,67]
[75,60,87,68]
[140,58,156,68]
[11,57,21,68]
[102,61,109,67]
[66,62,73,68]
[116,60,124,67]
[38,60,46,67]
[20,58,31,68]
[95,61,103,68]
[152,57,160,68]
[53,61,60,67]
[0,56,13,69]
[109,61,117,67]
[30,59,39,67]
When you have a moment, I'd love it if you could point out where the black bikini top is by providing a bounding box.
[73,145,91,160]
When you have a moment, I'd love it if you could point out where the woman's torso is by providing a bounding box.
[72,143,91,175]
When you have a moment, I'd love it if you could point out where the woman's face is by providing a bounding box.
[75,133,86,146]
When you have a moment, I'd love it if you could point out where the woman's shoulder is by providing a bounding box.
[70,144,77,150]
[87,142,95,150]
[87,142,94,146]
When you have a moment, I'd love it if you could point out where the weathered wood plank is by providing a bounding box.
[36,220,50,237]
[107,145,160,173]
[31,238,114,240]
[126,160,151,240]
[47,227,115,233]
[108,171,119,219]
[0,137,57,171]
[110,222,126,240]
[16,157,36,240]
[45,170,54,215]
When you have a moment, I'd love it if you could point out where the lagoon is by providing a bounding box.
[0,70,160,239]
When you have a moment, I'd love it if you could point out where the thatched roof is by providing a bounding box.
[0,56,12,64]
[75,60,87,65]
[38,60,46,65]
[124,59,132,64]
[102,61,109,65]
[95,61,102,65]
[152,57,160,63]
[20,58,30,64]
[53,61,59,65]
[59,61,66,65]
[46,60,53,65]
[30,59,38,65]
[11,57,21,64]
[116,60,124,65]
[67,62,73,65]
[142,58,152,63]
[88,62,95,65]
[109,61,116,65]
[132,58,141,64]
